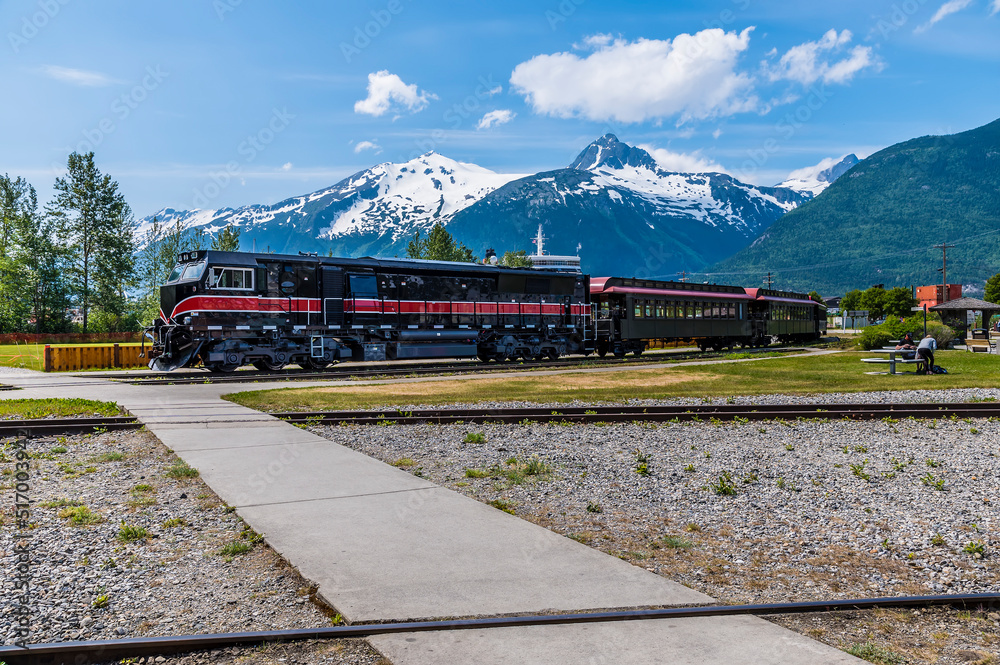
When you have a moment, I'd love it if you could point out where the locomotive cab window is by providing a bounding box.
[210,267,253,290]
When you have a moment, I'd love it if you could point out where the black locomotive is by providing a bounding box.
[145,250,826,372]
[146,250,590,372]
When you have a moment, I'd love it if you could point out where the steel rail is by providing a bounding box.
[1,593,996,665]
[0,416,140,438]
[273,401,1000,426]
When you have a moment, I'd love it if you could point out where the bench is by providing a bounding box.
[861,357,927,374]
[966,338,993,353]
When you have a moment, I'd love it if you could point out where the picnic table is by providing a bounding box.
[861,347,926,375]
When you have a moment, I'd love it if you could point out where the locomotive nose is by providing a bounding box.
[159,284,179,322]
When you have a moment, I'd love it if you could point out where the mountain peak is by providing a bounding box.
[568,134,659,172]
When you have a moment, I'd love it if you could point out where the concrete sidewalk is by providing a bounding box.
[2,370,860,664]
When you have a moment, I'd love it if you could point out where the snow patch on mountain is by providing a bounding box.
[777,154,859,196]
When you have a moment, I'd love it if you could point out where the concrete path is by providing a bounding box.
[1,367,860,664]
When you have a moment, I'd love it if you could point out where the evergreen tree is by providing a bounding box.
[500,250,533,268]
[0,175,71,333]
[211,224,241,251]
[985,273,1000,304]
[405,223,477,263]
[49,152,135,332]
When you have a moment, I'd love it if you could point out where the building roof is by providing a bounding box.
[929,297,1000,312]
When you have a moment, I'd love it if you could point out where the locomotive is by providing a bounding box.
[145,250,590,372]
[144,250,826,372]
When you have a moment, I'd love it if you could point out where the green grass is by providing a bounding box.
[89,451,126,463]
[40,497,83,508]
[58,505,104,526]
[116,523,149,543]
[224,350,991,412]
[0,342,144,371]
[843,641,907,664]
[218,540,253,557]
[165,462,199,479]
[0,398,122,419]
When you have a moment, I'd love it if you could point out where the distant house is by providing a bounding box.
[916,284,961,309]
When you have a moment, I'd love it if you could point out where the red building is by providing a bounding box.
[916,284,962,308]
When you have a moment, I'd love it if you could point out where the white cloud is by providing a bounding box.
[353,70,436,117]
[510,28,759,124]
[915,0,974,32]
[992,0,1000,16]
[712,128,722,139]
[476,109,516,130]
[39,65,123,87]
[765,30,882,86]
[783,155,846,181]
[638,144,729,174]
[353,140,382,154]
[280,162,293,171]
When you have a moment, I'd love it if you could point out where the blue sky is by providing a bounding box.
[1,0,998,217]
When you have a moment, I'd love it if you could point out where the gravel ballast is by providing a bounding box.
[0,427,388,665]
[312,389,1000,664]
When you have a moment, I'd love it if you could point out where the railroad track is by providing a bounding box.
[274,401,1000,426]
[0,593,995,665]
[95,347,807,386]
[0,416,141,438]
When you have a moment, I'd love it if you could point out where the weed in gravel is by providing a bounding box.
[49,446,68,454]
[464,468,490,478]
[921,472,946,491]
[660,535,694,549]
[586,501,603,513]
[523,456,551,475]
[90,451,125,463]
[970,427,980,434]
[683,463,696,473]
[488,499,516,514]
[392,457,416,468]
[59,505,104,526]
[634,450,651,476]
[925,458,941,468]
[132,484,154,493]
[931,533,946,546]
[685,522,701,532]
[127,495,156,510]
[162,517,186,528]
[709,471,737,496]
[116,522,149,543]
[850,460,871,482]
[853,444,868,453]
[963,541,986,557]
[844,640,907,664]
[92,594,110,609]
[166,462,199,479]
[776,477,800,492]
[742,472,758,484]
[41,498,83,509]
[462,432,485,444]
[218,540,253,558]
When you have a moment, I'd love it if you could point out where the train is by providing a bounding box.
[144,250,826,372]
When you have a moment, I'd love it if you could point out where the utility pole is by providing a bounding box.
[935,242,955,303]
[763,272,773,288]
[676,271,689,283]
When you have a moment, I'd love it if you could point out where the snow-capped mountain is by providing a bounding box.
[141,153,524,256]
[776,154,859,197]
[138,134,816,277]
[445,134,809,277]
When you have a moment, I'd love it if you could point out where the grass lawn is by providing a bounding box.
[224,349,999,412]
[0,398,123,419]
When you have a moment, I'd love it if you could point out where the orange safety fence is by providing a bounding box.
[43,344,147,372]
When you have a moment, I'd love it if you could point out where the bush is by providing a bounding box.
[857,315,954,350]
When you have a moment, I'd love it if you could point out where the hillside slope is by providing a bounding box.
[711,118,1000,295]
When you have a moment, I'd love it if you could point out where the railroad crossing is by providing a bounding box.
[1,366,861,664]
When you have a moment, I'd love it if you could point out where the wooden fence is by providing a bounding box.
[43,344,147,372]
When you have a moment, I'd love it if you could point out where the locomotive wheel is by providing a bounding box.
[252,359,286,372]
[596,343,609,358]
[632,347,643,357]
[613,348,626,359]
[303,358,331,371]
[477,352,494,362]
[546,348,559,361]
[208,363,239,374]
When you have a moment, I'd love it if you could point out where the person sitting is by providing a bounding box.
[916,334,936,373]
[895,332,917,359]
